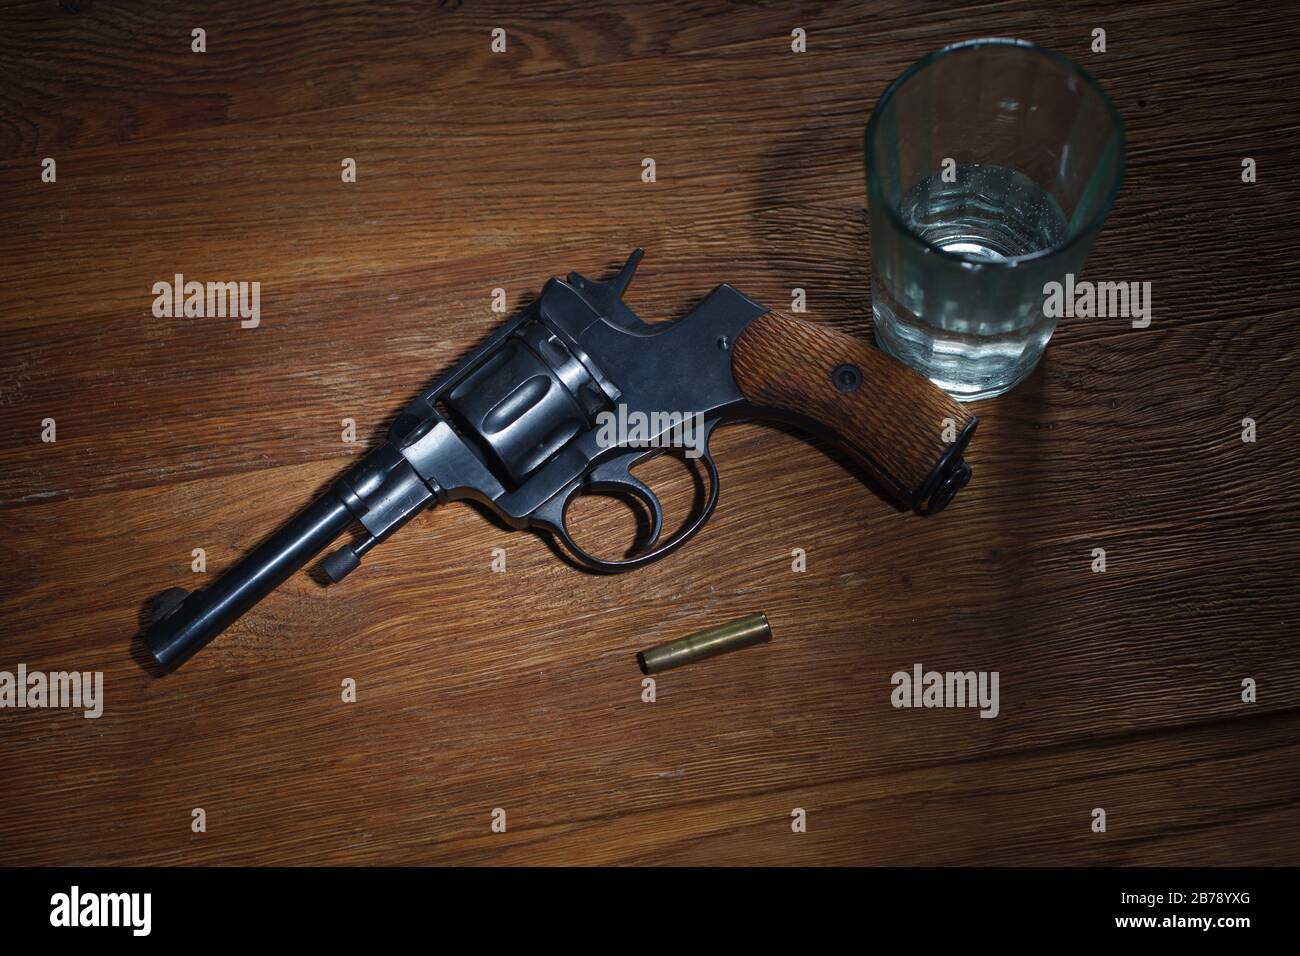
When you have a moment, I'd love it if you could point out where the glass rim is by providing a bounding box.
[864,37,1126,268]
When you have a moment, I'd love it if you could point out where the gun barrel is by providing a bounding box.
[144,491,354,670]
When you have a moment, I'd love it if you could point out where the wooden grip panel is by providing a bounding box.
[731,311,975,506]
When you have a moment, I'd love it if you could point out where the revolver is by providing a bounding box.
[144,250,977,670]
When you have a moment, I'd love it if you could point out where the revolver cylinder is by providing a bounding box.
[445,321,613,485]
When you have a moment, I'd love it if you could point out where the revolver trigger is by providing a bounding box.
[586,454,664,553]
[535,448,721,574]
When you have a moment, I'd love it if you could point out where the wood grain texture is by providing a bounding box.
[732,309,974,501]
[1,0,1299,866]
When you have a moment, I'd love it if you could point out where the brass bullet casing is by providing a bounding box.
[636,612,772,675]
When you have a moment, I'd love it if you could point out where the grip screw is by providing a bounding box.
[832,363,862,393]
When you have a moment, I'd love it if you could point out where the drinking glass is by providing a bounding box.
[865,39,1124,400]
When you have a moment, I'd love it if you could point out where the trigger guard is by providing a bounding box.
[540,451,721,573]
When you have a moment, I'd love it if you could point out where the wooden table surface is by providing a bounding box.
[2,0,1298,866]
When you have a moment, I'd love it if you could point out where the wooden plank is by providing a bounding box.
[1,0,1298,866]
[1,417,1295,864]
[2,166,1296,505]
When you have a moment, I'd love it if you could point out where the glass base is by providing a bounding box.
[873,299,1046,402]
